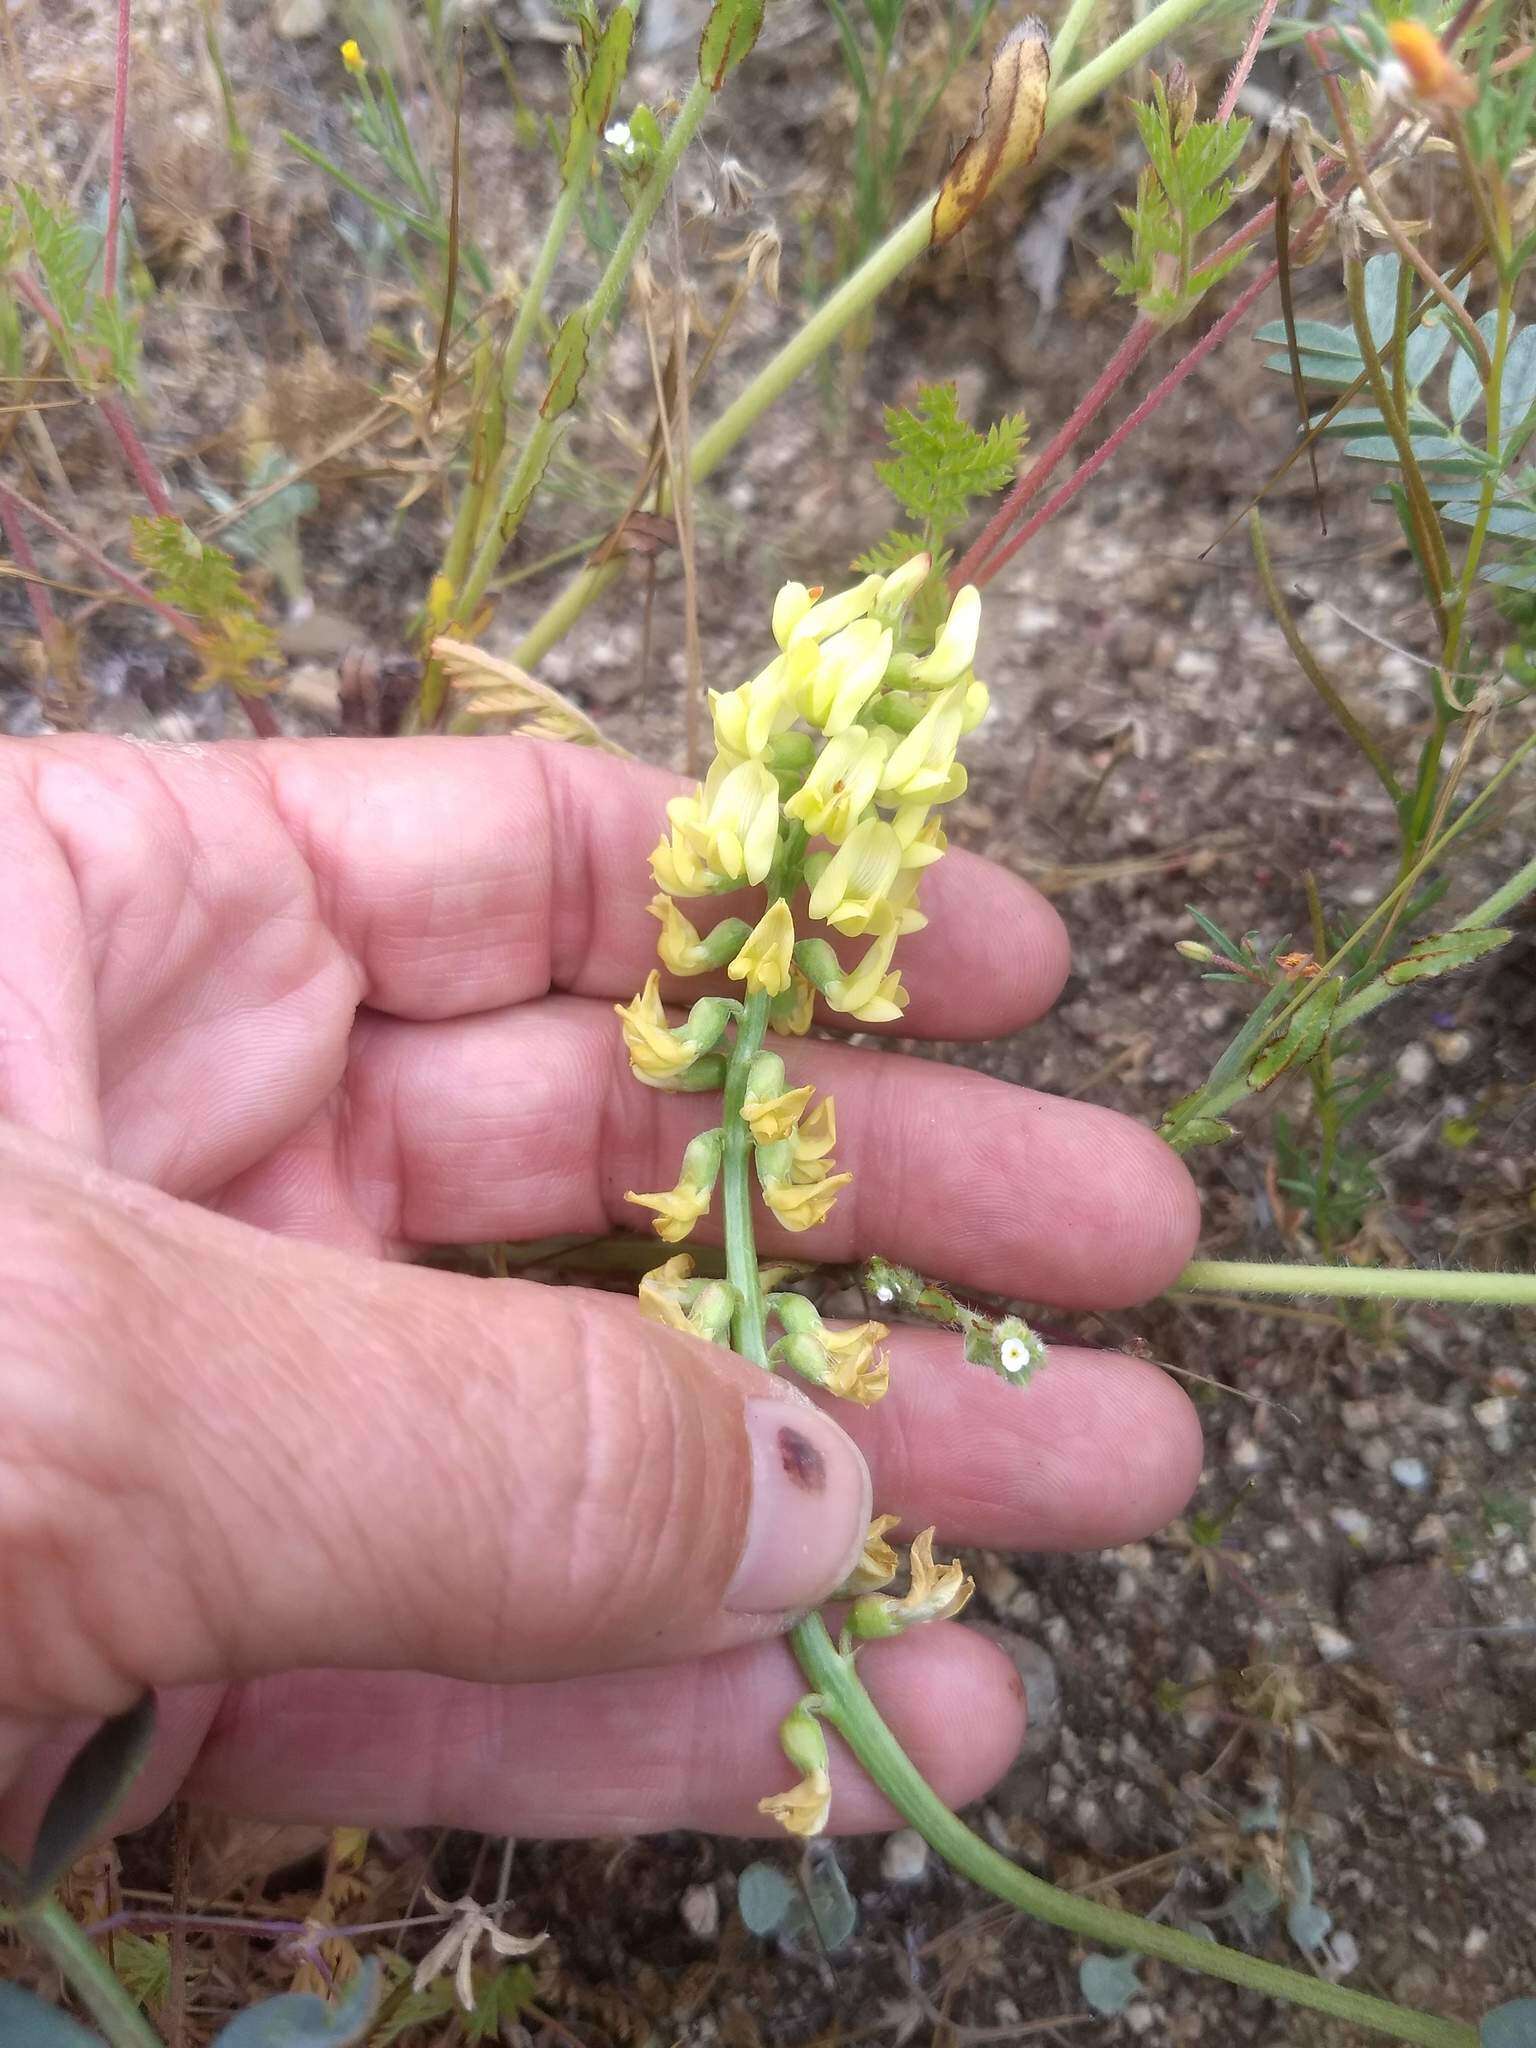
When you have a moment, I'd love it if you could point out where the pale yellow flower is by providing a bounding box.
[768,966,816,1037]
[648,895,710,976]
[784,725,892,842]
[650,823,728,898]
[728,898,795,997]
[757,1767,830,1837]
[872,552,931,620]
[807,818,903,936]
[823,926,909,1024]
[674,758,780,887]
[820,1321,890,1405]
[710,653,800,760]
[785,573,882,647]
[615,971,698,1085]
[771,580,817,648]
[763,1170,853,1231]
[788,1095,836,1176]
[910,585,980,686]
[879,683,969,803]
[742,1082,815,1145]
[637,1254,698,1332]
[797,619,893,736]
[339,37,367,73]
[960,678,990,732]
[839,1513,901,1594]
[626,1180,712,1243]
[903,1526,974,1622]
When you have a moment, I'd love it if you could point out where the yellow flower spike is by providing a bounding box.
[771,580,817,648]
[768,966,816,1037]
[709,654,798,760]
[757,1767,831,1838]
[820,1321,891,1405]
[910,584,981,686]
[797,618,894,736]
[615,971,699,1085]
[879,683,970,804]
[742,1083,815,1145]
[340,36,367,73]
[840,1513,901,1594]
[763,1170,854,1231]
[807,818,903,936]
[637,1254,699,1333]
[728,898,796,997]
[626,1181,712,1243]
[784,725,893,843]
[786,572,883,647]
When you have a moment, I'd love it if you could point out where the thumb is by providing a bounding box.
[0,1129,872,1731]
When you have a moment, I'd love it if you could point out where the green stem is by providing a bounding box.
[459,75,715,628]
[509,0,1221,670]
[1175,1259,1536,1305]
[20,1899,163,2048]
[1049,0,1102,76]
[722,990,772,1368]
[790,1614,1476,2046]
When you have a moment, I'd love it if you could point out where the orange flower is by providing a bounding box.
[1385,22,1478,109]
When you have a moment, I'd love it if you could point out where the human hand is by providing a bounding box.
[0,734,1201,1847]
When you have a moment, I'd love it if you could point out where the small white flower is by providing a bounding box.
[413,1888,546,2013]
[1000,1336,1032,1375]
[605,120,637,159]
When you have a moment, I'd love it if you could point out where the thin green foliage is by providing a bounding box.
[1102,78,1250,322]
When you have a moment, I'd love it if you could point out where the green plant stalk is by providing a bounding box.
[510,0,1221,670]
[457,75,715,633]
[17,1898,163,2048]
[1439,271,1513,683]
[1175,1260,1536,1304]
[791,1616,1477,2046]
[1049,0,1102,76]
[437,124,603,607]
[709,920,1475,2048]
[1166,843,1536,1137]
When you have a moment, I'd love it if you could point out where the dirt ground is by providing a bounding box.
[2,0,1533,2041]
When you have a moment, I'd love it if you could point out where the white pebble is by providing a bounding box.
[1447,1813,1487,1857]
[1312,1624,1354,1663]
[1464,1927,1490,1958]
[881,1829,930,1885]
[1503,1543,1530,1578]
[681,1884,719,1940]
[1396,1042,1434,1087]
[1391,1458,1430,1491]
[1331,1507,1373,1545]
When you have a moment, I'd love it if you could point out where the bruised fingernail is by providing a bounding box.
[726,1400,872,1616]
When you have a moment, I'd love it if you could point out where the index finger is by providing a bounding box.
[257,735,1068,1037]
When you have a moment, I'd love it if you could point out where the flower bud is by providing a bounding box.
[1175,939,1215,963]
[872,551,932,622]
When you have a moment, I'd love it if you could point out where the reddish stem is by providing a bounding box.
[0,483,71,675]
[99,393,174,517]
[970,256,1283,589]
[104,0,132,302]
[0,478,193,635]
[1216,0,1282,124]
[239,693,281,737]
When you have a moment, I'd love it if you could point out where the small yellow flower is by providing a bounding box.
[823,926,909,1024]
[820,1321,890,1405]
[771,580,817,648]
[910,585,980,686]
[840,1513,901,1594]
[807,818,903,936]
[873,552,932,620]
[763,1170,853,1231]
[768,966,816,1037]
[903,1526,974,1622]
[650,823,727,898]
[340,37,367,73]
[637,1254,699,1333]
[879,683,969,803]
[757,1767,831,1838]
[709,652,801,760]
[797,619,894,736]
[784,725,893,842]
[615,971,698,1086]
[626,1180,712,1243]
[674,758,781,887]
[788,1095,837,1176]
[785,573,882,647]
[728,899,796,997]
[742,1083,815,1145]
[648,895,711,975]
[960,678,990,732]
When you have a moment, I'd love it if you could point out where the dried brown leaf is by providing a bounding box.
[931,20,1050,247]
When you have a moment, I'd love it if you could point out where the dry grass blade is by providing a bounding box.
[434,635,626,751]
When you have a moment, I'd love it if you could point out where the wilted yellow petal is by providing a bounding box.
[932,21,1050,247]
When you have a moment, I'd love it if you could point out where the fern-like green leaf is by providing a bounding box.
[873,383,1025,550]
[852,528,935,575]
[17,185,96,331]
[131,518,256,622]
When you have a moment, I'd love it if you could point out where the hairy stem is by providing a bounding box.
[789,1615,1477,2046]
[1176,1260,1536,1305]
